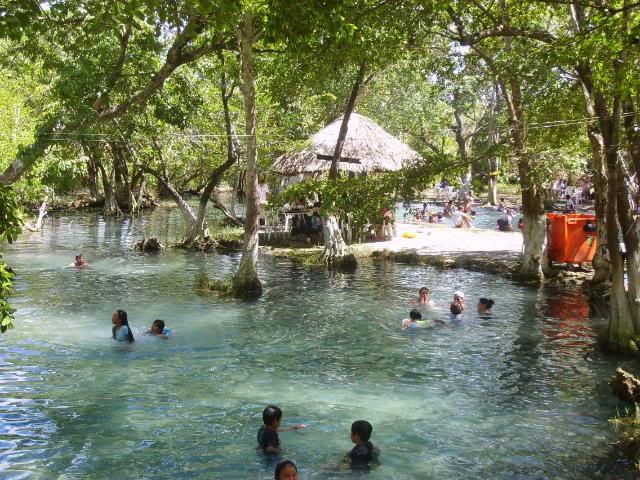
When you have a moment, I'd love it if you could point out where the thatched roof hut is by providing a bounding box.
[271,113,421,177]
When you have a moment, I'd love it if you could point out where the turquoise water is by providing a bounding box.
[0,205,633,479]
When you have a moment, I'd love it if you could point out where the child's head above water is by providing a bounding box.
[151,319,165,334]
[351,420,373,443]
[263,405,283,429]
[409,309,422,321]
[274,460,298,480]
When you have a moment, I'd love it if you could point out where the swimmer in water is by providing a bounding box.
[402,309,422,331]
[477,298,494,317]
[145,319,171,339]
[112,309,135,343]
[412,287,435,307]
[275,460,298,480]
[450,291,465,319]
[71,254,90,268]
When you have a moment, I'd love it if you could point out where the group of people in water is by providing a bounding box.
[258,405,378,479]
[402,287,495,331]
[111,309,171,343]
[72,252,490,479]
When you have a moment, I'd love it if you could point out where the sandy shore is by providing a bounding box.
[366,222,523,256]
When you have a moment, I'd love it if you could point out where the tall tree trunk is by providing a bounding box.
[501,78,546,280]
[486,86,501,206]
[323,63,365,269]
[109,142,137,212]
[570,4,612,296]
[97,161,121,216]
[453,105,472,200]
[233,12,262,298]
[83,144,104,204]
[487,159,500,206]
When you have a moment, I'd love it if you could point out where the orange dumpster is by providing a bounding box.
[546,213,597,264]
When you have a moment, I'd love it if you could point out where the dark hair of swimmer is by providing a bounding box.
[409,309,422,320]
[479,298,495,309]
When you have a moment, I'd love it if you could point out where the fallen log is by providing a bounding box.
[23,201,47,232]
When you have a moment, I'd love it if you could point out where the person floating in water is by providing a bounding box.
[71,254,90,268]
[112,309,134,343]
[413,287,434,307]
[257,405,306,453]
[477,298,494,317]
[348,420,379,466]
[274,460,298,480]
[146,319,171,339]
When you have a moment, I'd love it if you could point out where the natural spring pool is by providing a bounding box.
[0,205,634,479]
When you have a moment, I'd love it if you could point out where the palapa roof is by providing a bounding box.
[271,113,421,176]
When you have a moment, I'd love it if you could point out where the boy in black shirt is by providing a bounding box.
[348,420,379,465]
[257,405,305,453]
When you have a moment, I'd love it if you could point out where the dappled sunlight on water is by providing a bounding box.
[0,206,634,479]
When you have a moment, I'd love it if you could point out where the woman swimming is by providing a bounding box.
[477,298,494,317]
[414,287,435,307]
[112,309,135,343]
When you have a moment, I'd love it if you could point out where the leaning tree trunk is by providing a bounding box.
[323,63,365,269]
[233,11,262,298]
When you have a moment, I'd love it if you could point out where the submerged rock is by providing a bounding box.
[133,237,163,252]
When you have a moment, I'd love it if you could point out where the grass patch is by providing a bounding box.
[211,226,244,243]
[194,272,234,296]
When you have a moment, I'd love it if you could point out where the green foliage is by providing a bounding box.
[0,183,22,333]
[0,183,23,243]
[0,261,16,333]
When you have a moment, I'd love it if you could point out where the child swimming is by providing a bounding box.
[257,405,306,453]
[275,460,298,480]
[145,319,171,339]
[348,420,379,465]
[450,291,465,319]
[112,309,134,343]
[401,309,423,331]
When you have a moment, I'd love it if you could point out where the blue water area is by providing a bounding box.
[0,205,634,479]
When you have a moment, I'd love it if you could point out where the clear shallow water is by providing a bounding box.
[0,205,634,479]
